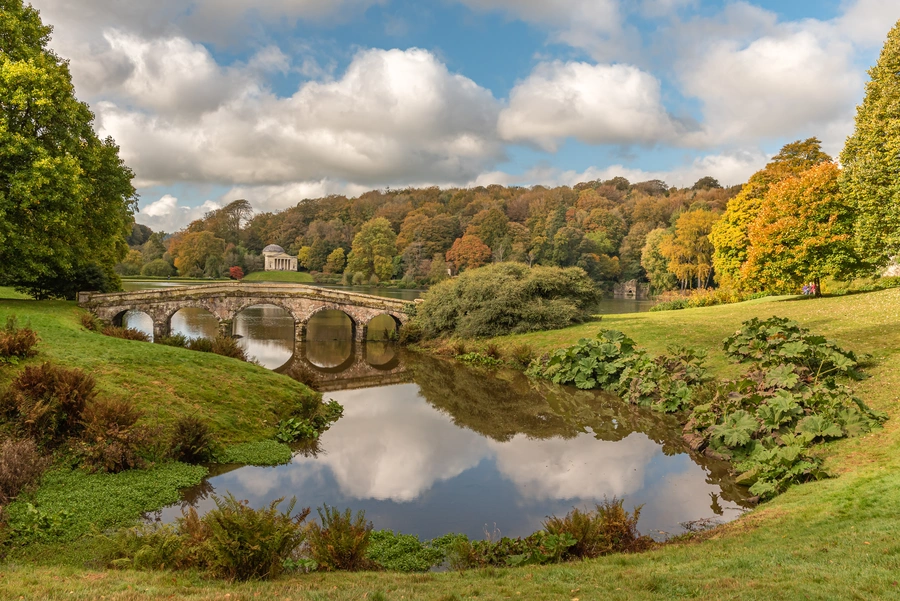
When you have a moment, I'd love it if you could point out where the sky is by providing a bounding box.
[27,0,900,232]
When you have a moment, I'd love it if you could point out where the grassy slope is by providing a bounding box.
[3,290,900,599]
[0,297,318,444]
[242,271,314,283]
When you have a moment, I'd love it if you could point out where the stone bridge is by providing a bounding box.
[77,283,413,344]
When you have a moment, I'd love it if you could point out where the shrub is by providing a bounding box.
[205,494,310,581]
[155,333,188,347]
[79,398,155,473]
[0,438,48,504]
[210,335,249,361]
[186,337,214,353]
[306,505,374,571]
[1,363,96,445]
[102,326,150,342]
[483,342,502,360]
[413,263,600,339]
[0,316,39,362]
[229,266,244,280]
[171,416,216,463]
[507,343,536,368]
[102,496,309,581]
[397,322,423,345]
[141,259,175,278]
[79,313,100,332]
[544,499,651,559]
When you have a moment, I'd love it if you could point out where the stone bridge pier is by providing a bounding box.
[79,283,413,348]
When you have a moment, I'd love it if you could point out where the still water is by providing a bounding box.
[127,287,750,541]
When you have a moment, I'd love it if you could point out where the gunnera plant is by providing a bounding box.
[306,505,374,571]
[1,363,96,445]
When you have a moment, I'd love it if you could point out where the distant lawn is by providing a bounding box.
[243,270,314,283]
[0,286,31,300]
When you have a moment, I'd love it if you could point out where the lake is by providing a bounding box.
[125,282,749,541]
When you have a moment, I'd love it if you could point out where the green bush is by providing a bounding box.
[155,333,188,347]
[205,494,310,581]
[413,263,600,339]
[141,259,175,278]
[0,316,39,362]
[185,335,249,361]
[306,505,374,571]
[544,499,651,559]
[101,326,150,342]
[1,363,97,445]
[101,495,310,581]
[170,416,216,463]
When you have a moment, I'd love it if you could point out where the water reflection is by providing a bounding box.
[154,352,751,540]
[233,305,294,370]
[171,307,218,340]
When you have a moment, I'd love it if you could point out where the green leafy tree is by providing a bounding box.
[711,139,831,289]
[744,162,858,294]
[840,19,900,270]
[0,1,137,298]
[346,217,397,281]
[323,247,346,274]
[641,228,676,293]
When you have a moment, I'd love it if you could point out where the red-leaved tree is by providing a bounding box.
[229,266,244,280]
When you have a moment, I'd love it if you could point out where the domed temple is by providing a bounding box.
[262,244,298,272]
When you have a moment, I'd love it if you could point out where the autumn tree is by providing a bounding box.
[0,0,137,298]
[169,231,226,277]
[346,217,397,281]
[710,138,831,289]
[446,234,491,273]
[840,19,900,270]
[229,266,244,280]
[744,162,858,294]
[660,209,718,289]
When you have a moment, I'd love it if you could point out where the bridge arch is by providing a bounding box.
[365,313,403,341]
[304,307,361,342]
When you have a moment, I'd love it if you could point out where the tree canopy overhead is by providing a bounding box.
[840,19,900,269]
[0,0,137,298]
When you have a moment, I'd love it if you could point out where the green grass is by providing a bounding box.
[3,290,900,599]
[216,440,293,466]
[0,299,319,445]
[243,271,314,283]
[0,285,32,300]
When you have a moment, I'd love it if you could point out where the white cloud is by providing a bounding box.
[456,0,637,61]
[499,62,683,150]
[679,29,862,145]
[30,0,386,47]
[137,195,219,232]
[836,0,900,47]
[490,432,660,501]
[94,46,502,189]
[473,147,768,190]
[218,181,373,214]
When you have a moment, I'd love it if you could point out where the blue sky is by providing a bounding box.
[28,0,900,231]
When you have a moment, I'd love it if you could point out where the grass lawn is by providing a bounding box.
[2,290,900,599]
[0,297,318,444]
[243,271,314,283]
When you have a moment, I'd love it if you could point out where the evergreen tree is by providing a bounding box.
[0,0,136,298]
[840,19,900,269]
